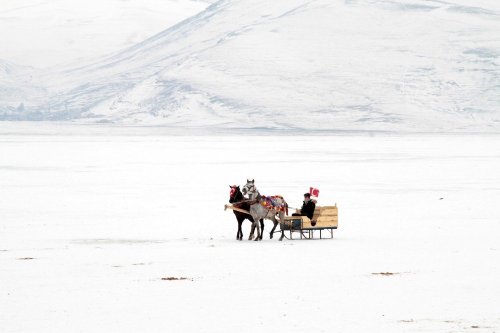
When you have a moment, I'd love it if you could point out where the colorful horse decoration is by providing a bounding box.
[259,195,288,215]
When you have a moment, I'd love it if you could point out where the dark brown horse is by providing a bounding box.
[229,185,264,240]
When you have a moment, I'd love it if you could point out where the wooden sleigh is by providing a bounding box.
[279,205,338,240]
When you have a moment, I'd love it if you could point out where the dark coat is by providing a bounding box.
[300,200,316,219]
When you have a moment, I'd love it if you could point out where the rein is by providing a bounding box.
[230,187,257,206]
[232,199,258,206]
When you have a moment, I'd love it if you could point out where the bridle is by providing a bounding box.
[243,183,259,200]
[229,186,242,203]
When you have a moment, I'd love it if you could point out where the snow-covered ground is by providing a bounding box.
[1,125,499,332]
[1,0,500,131]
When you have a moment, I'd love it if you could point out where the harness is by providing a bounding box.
[259,195,287,212]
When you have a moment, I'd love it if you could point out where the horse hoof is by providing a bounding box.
[269,234,273,239]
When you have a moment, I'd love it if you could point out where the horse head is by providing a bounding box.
[242,179,258,199]
[229,185,242,203]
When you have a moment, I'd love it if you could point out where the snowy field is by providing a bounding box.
[1,125,499,332]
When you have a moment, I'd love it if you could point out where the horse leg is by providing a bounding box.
[252,215,261,241]
[237,218,243,241]
[248,221,255,241]
[278,211,285,241]
[269,217,278,239]
[259,219,264,240]
[248,209,257,240]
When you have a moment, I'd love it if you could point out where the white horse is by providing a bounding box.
[242,179,287,241]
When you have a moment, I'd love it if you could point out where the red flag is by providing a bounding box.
[309,187,319,197]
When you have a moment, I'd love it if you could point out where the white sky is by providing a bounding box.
[0,0,211,68]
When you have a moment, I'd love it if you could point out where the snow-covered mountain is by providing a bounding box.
[2,0,500,131]
[0,60,45,116]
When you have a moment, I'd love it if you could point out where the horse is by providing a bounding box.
[241,179,287,241]
[229,185,264,241]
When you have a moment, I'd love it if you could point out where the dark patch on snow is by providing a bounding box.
[161,277,191,281]
[399,319,414,323]
[371,272,400,276]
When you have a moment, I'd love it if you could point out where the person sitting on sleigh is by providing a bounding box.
[292,193,315,219]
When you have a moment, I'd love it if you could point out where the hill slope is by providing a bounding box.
[0,60,45,114]
[2,0,500,131]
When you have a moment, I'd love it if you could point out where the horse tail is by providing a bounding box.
[285,201,289,216]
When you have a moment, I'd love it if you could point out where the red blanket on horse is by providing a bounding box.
[260,195,288,214]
